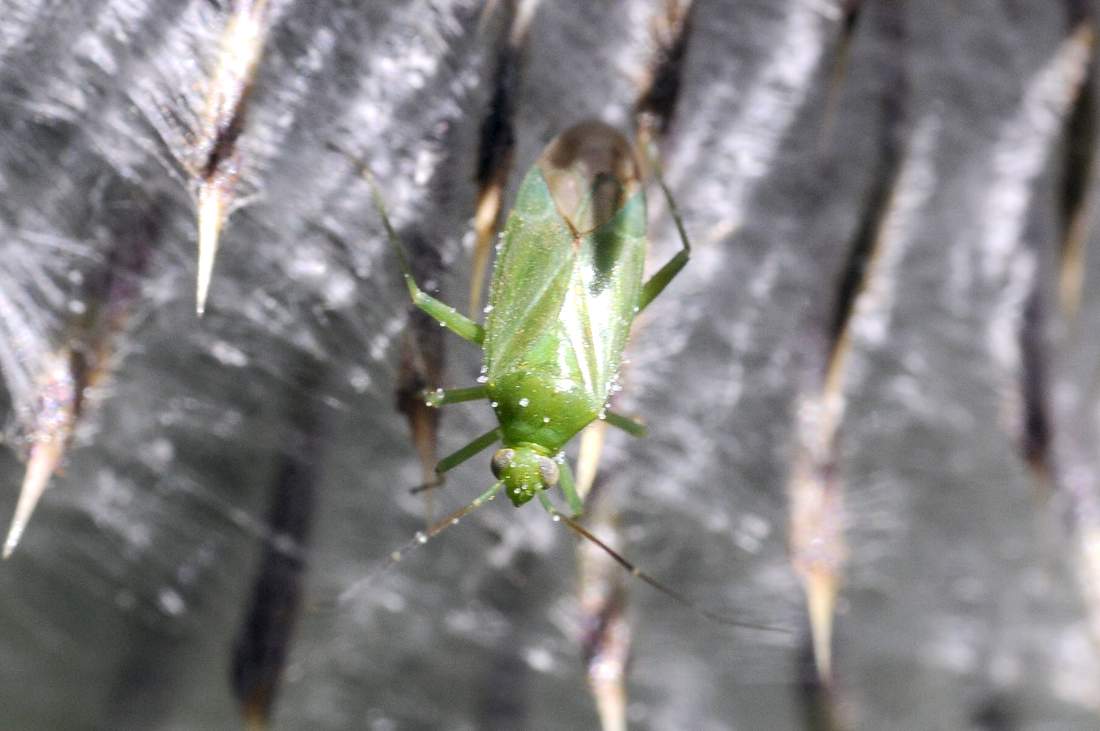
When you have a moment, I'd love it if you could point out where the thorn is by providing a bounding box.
[196,183,225,316]
[574,420,607,503]
[469,186,504,316]
[4,437,66,559]
[804,566,838,684]
[5,349,82,559]
[192,0,271,316]
[243,700,268,731]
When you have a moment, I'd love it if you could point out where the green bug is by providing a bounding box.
[372,120,690,518]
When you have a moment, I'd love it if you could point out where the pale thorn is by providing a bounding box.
[590,669,626,731]
[468,186,503,317]
[243,703,267,731]
[574,420,607,503]
[804,566,838,684]
[4,437,67,559]
[196,183,225,316]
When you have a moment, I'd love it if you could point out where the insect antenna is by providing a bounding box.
[338,481,504,603]
[538,495,786,634]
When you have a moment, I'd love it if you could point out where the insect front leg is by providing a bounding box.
[434,427,502,478]
[366,171,486,345]
[637,145,692,313]
[422,385,488,408]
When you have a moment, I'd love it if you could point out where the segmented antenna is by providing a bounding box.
[338,481,505,605]
[537,494,785,634]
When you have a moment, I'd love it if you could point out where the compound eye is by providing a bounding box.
[491,449,515,479]
[538,456,560,486]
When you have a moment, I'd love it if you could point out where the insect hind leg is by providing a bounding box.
[637,141,692,313]
[366,170,486,345]
[603,409,647,438]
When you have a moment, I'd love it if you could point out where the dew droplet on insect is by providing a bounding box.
[415,531,428,544]
[518,398,529,407]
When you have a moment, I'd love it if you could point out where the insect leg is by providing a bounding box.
[366,171,485,345]
[637,145,692,313]
[434,426,501,477]
[557,459,584,518]
[603,410,647,438]
[423,384,488,408]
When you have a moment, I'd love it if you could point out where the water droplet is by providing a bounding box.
[415,531,428,544]
[157,588,185,616]
[348,367,372,393]
[518,398,530,407]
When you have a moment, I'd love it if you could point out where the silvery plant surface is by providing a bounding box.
[2,1,1100,729]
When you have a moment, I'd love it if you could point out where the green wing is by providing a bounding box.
[483,166,578,378]
[484,165,647,407]
[558,187,646,403]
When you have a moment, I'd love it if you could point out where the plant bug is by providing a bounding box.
[372,120,688,514]
[367,120,774,628]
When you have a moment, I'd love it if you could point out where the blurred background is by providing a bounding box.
[3,0,1100,728]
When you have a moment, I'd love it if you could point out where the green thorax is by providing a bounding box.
[482,161,647,452]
